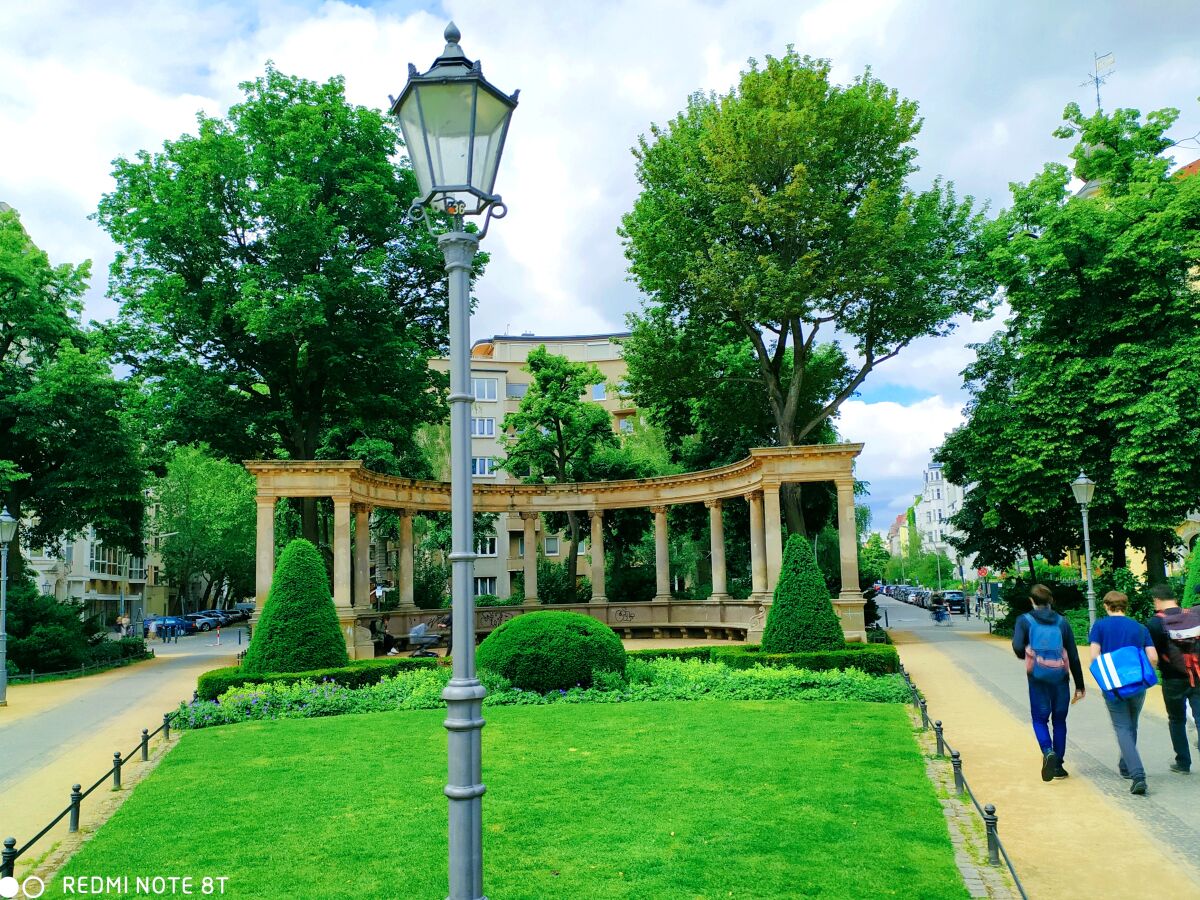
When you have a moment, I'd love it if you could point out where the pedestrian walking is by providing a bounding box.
[1012,583,1086,781]
[1089,591,1158,795]
[147,617,158,641]
[1147,583,1200,774]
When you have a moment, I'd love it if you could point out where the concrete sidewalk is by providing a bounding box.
[881,596,1199,898]
[0,630,242,864]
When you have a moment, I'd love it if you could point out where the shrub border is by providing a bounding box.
[197,657,442,701]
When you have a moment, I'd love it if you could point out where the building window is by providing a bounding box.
[591,383,606,401]
[471,417,495,438]
[128,557,146,581]
[474,535,497,557]
[471,457,495,477]
[473,577,497,597]
[472,378,498,401]
[927,511,933,523]
[506,383,528,399]
[544,536,560,556]
[517,536,525,556]
[935,488,942,500]
[89,542,122,577]
[618,417,634,433]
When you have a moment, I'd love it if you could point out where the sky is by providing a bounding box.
[2,0,1199,531]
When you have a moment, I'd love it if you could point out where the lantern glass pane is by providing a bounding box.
[0,511,16,545]
[396,92,434,202]
[471,87,512,197]
[416,80,475,194]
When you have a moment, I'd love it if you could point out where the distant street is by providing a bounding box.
[0,629,243,852]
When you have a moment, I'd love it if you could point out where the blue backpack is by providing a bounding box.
[1024,613,1069,682]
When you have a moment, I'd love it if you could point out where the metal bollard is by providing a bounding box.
[192,690,199,705]
[141,728,150,761]
[983,803,1000,866]
[951,750,964,795]
[69,784,83,832]
[2,837,17,878]
[238,628,242,645]
[919,697,930,730]
[934,721,944,756]
[163,712,172,742]
[113,751,123,790]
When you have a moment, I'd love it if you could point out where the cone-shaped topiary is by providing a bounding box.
[241,538,349,674]
[760,533,846,653]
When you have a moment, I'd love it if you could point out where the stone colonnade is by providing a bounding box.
[246,444,865,658]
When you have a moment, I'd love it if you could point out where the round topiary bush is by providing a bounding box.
[241,538,350,674]
[476,610,626,692]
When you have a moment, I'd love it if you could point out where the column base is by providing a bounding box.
[652,594,672,603]
[708,592,730,601]
[591,595,608,603]
[834,595,867,643]
[750,592,772,604]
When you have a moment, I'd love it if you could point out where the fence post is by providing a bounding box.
[163,713,171,742]
[919,697,930,730]
[934,720,945,756]
[951,750,964,795]
[69,784,82,833]
[141,729,150,762]
[112,751,123,790]
[192,690,199,705]
[1,837,16,878]
[983,803,1000,866]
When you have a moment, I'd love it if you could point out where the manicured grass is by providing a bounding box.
[47,702,967,899]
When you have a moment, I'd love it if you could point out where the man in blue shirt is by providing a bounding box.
[1089,591,1158,795]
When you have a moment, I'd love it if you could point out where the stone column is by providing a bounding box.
[590,509,606,602]
[398,509,415,608]
[333,497,352,611]
[748,491,768,600]
[520,511,538,603]
[651,506,671,601]
[706,499,728,600]
[763,484,784,592]
[835,476,866,641]
[353,504,370,608]
[254,495,275,610]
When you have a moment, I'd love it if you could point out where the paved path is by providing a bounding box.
[0,630,242,859]
[883,595,1200,898]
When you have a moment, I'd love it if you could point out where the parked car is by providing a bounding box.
[184,613,221,632]
[142,615,196,637]
[943,590,966,614]
[198,609,236,626]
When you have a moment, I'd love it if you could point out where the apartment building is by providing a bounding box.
[912,462,976,581]
[25,527,157,623]
[418,332,635,599]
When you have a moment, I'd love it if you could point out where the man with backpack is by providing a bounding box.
[1148,583,1200,774]
[1012,584,1086,782]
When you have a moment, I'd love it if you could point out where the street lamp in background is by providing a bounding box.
[390,23,518,900]
[1071,472,1098,627]
[0,507,18,706]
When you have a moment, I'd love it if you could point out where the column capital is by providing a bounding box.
[834,475,856,490]
[650,505,668,515]
[703,498,722,510]
[518,510,539,521]
[255,494,276,508]
[352,501,372,515]
[591,507,605,520]
[745,489,763,502]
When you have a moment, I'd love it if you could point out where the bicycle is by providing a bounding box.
[930,606,953,627]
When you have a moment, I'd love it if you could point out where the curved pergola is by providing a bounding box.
[246,443,865,656]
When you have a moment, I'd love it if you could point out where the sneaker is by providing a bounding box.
[1130,779,1148,795]
[1053,764,1069,779]
[1170,762,1191,774]
[1041,750,1059,783]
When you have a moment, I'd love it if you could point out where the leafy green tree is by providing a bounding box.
[499,346,619,580]
[154,445,256,611]
[939,101,1200,582]
[5,569,105,672]
[97,66,466,541]
[0,208,144,564]
[860,533,891,586]
[1182,550,1200,610]
[241,538,349,673]
[621,50,989,533]
[761,534,844,652]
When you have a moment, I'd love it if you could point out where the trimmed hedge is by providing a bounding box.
[197,657,441,702]
[761,534,845,653]
[241,538,350,674]
[476,610,626,692]
[626,647,717,662]
[712,642,900,675]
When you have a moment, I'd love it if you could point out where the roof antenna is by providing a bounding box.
[1081,52,1115,113]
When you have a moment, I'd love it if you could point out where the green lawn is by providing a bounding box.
[47,702,966,899]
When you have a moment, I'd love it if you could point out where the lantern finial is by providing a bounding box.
[445,21,461,44]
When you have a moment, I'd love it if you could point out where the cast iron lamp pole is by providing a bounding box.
[0,506,18,706]
[391,23,517,900]
[1071,472,1098,627]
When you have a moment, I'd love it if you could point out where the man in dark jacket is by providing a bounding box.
[1148,584,1200,774]
[1012,584,1086,781]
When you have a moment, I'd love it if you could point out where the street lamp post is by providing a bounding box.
[391,23,517,900]
[0,507,18,706]
[1071,472,1098,627]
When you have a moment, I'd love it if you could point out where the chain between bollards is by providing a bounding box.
[69,784,82,833]
[951,750,964,795]
[112,751,123,790]
[934,720,944,756]
[983,803,1000,866]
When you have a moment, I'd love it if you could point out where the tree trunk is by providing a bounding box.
[566,510,581,601]
[1143,536,1167,585]
[1025,549,1036,583]
[302,497,319,543]
[1110,525,1128,570]
[782,482,806,537]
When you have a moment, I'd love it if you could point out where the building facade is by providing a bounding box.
[912,462,977,582]
[25,527,157,623]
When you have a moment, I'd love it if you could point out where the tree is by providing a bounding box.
[860,533,891,586]
[155,445,256,611]
[761,534,844,652]
[241,538,349,674]
[97,66,469,541]
[939,101,1200,582]
[621,50,990,533]
[499,346,619,582]
[0,207,144,564]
